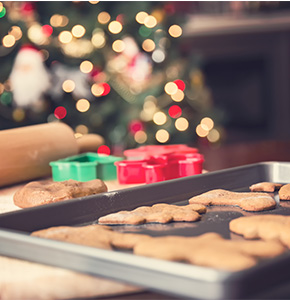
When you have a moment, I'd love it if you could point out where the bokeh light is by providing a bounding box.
[2,35,15,47]
[196,124,209,137]
[80,60,93,73]
[91,30,106,48]
[12,108,25,122]
[75,124,89,134]
[171,89,184,102]
[136,11,148,24]
[168,24,182,38]
[112,39,125,52]
[98,145,111,155]
[164,82,178,95]
[50,14,69,27]
[91,83,105,97]
[142,39,155,52]
[108,21,122,34]
[153,111,167,125]
[58,31,73,43]
[175,117,189,131]
[54,106,67,119]
[168,105,182,118]
[144,15,157,28]
[76,99,90,112]
[201,117,214,131]
[134,130,147,144]
[152,49,165,63]
[156,129,169,143]
[62,80,75,93]
[173,79,185,91]
[207,128,220,143]
[72,24,86,38]
[9,26,22,40]
[98,11,111,24]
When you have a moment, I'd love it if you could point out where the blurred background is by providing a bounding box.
[1,1,290,170]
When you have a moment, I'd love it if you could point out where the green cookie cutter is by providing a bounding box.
[50,152,123,182]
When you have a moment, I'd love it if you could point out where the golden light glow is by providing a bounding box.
[12,108,25,122]
[108,21,122,34]
[62,80,75,93]
[156,129,169,143]
[50,14,69,27]
[91,83,104,97]
[58,31,73,43]
[134,130,147,144]
[171,89,184,102]
[168,24,182,38]
[207,128,220,143]
[2,35,15,48]
[112,39,125,52]
[136,11,148,24]
[76,99,90,112]
[196,124,209,137]
[9,26,22,40]
[142,39,155,52]
[201,117,214,131]
[98,11,111,24]
[75,124,89,134]
[72,25,86,38]
[175,117,189,131]
[144,15,157,28]
[153,111,167,125]
[164,82,178,95]
[89,1,99,4]
[80,60,93,73]
[91,31,106,48]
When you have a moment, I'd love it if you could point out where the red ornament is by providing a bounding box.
[98,145,111,155]
[54,106,67,119]
[168,105,182,119]
[173,79,186,91]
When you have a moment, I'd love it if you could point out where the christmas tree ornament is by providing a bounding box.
[9,45,51,108]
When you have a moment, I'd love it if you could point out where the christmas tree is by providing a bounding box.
[0,1,221,154]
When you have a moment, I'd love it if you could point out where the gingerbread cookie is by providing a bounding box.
[230,215,290,248]
[249,182,283,192]
[98,203,206,225]
[14,179,108,208]
[133,232,285,271]
[188,189,276,212]
[32,224,151,250]
[279,184,290,200]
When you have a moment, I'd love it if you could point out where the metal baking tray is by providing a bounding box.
[1,161,290,299]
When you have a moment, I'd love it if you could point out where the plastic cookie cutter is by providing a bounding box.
[123,144,198,160]
[115,151,204,184]
[50,152,123,182]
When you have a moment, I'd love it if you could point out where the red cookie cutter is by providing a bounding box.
[123,144,198,160]
[116,145,204,184]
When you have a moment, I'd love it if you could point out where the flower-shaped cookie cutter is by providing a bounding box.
[116,145,204,184]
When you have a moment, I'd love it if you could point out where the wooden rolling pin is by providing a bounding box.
[0,122,104,187]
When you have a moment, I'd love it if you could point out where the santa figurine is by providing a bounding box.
[9,44,51,109]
